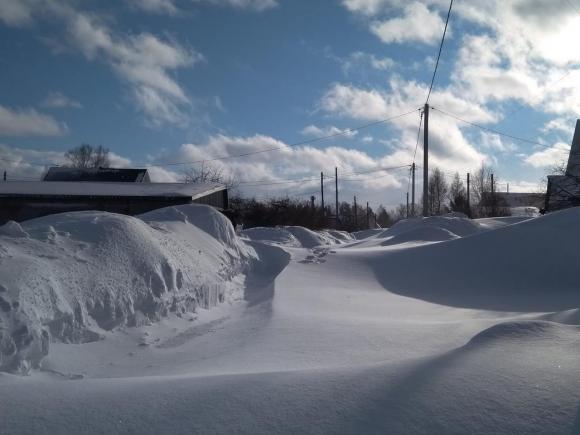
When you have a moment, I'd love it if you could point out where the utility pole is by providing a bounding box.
[2,171,6,181]
[354,196,357,229]
[335,167,339,226]
[411,162,416,216]
[466,172,471,218]
[507,183,509,194]
[491,173,495,217]
[423,103,429,217]
[320,172,325,218]
[310,196,315,209]
[406,192,409,218]
[366,201,370,229]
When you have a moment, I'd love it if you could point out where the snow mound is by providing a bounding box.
[352,228,384,240]
[352,213,482,247]
[318,229,354,244]
[371,207,580,311]
[380,226,460,246]
[386,213,481,238]
[0,205,255,373]
[242,226,353,248]
[468,321,557,345]
[242,227,301,247]
[0,221,29,238]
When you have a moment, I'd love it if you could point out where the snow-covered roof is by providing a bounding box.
[0,181,225,199]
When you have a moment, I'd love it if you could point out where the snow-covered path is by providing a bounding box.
[3,210,580,433]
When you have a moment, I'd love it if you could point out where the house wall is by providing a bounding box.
[0,193,226,225]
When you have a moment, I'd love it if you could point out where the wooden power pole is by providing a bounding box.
[354,196,357,228]
[466,172,470,218]
[335,167,339,225]
[411,162,416,216]
[423,103,429,216]
[491,173,495,217]
[366,201,370,229]
[320,172,325,217]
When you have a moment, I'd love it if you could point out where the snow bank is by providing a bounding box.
[242,226,353,248]
[352,228,384,240]
[0,205,255,373]
[352,213,482,247]
[370,207,580,311]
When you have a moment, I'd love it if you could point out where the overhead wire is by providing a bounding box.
[425,0,454,104]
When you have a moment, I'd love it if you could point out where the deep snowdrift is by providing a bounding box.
[242,225,353,248]
[350,213,482,247]
[0,205,256,373]
[370,207,580,311]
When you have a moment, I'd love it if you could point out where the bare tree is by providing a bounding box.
[64,144,110,168]
[428,167,449,215]
[182,162,238,188]
[375,205,392,228]
[448,172,468,214]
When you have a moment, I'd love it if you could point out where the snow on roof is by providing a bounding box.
[0,181,225,199]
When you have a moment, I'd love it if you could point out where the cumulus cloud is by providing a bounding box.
[128,0,179,15]
[301,125,358,138]
[524,142,570,168]
[192,0,278,11]
[0,105,67,137]
[370,2,446,45]
[0,0,202,127]
[68,12,202,126]
[0,143,65,180]
[41,91,82,109]
[0,0,37,26]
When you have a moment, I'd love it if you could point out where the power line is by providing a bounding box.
[431,106,552,149]
[425,0,454,104]
[148,108,421,168]
[0,109,421,171]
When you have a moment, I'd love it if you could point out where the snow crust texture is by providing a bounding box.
[242,225,353,248]
[0,205,255,373]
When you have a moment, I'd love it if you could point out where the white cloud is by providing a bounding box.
[301,124,357,138]
[41,91,82,109]
[0,1,202,126]
[67,12,202,125]
[370,2,445,45]
[0,144,65,180]
[524,142,570,168]
[362,135,373,143]
[128,0,179,15]
[0,0,37,26]
[192,0,278,11]
[336,51,396,74]
[479,132,517,153]
[0,105,67,137]
[319,84,391,121]
[543,117,577,136]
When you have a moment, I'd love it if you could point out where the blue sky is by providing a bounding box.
[1,0,579,207]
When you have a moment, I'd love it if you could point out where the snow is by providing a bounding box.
[0,205,255,372]
[242,225,354,248]
[2,206,580,433]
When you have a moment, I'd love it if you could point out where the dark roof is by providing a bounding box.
[43,167,150,183]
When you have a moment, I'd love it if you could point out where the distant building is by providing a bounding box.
[494,192,545,209]
[545,120,580,212]
[0,167,228,224]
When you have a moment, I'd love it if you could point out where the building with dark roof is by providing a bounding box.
[0,172,228,224]
[545,120,580,212]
